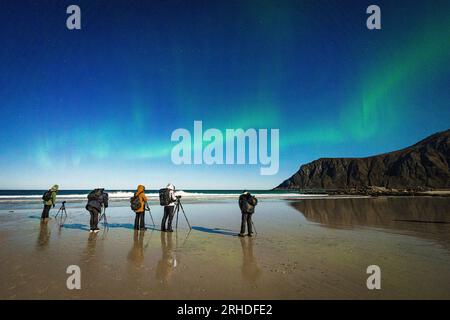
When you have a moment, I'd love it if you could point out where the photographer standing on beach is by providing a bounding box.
[130,184,148,230]
[85,188,109,233]
[41,184,59,220]
[238,191,258,237]
[159,183,178,232]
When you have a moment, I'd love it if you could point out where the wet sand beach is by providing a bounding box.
[1,197,450,299]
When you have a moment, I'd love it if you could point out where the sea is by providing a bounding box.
[0,189,318,210]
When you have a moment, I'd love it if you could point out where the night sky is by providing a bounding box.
[0,0,449,189]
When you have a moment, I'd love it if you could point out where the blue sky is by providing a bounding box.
[0,0,449,189]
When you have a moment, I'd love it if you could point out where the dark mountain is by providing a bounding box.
[276,129,450,191]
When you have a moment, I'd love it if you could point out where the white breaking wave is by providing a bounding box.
[0,191,134,200]
[173,191,313,199]
[0,190,325,202]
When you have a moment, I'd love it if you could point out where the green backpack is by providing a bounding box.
[42,190,52,202]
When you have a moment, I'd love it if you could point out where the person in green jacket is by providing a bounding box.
[41,184,59,220]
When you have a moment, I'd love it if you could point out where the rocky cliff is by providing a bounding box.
[276,129,450,190]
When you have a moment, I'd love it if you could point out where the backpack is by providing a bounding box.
[42,190,52,202]
[87,189,102,201]
[130,194,142,211]
[159,188,172,206]
[242,195,257,213]
[248,195,257,206]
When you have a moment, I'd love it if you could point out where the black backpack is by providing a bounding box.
[248,195,258,206]
[242,195,257,213]
[42,190,52,201]
[87,189,102,201]
[159,188,172,206]
[130,194,142,211]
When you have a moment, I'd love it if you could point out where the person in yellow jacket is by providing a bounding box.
[133,185,148,230]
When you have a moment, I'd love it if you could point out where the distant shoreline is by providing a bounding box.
[275,187,450,197]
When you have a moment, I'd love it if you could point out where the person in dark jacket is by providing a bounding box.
[238,190,258,237]
[161,183,178,232]
[85,188,109,233]
[41,184,59,220]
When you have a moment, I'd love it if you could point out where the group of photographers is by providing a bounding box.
[40,184,258,236]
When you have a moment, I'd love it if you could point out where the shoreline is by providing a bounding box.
[275,187,450,198]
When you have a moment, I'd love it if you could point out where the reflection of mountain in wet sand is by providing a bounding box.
[292,197,450,248]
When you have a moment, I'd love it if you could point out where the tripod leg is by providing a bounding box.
[149,211,155,227]
[104,211,109,230]
[175,205,179,229]
[98,211,105,230]
[60,208,66,226]
[145,205,155,227]
[179,203,192,230]
[252,220,257,235]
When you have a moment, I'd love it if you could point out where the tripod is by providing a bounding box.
[98,207,109,230]
[55,201,67,219]
[251,220,258,235]
[174,197,192,230]
[145,203,156,227]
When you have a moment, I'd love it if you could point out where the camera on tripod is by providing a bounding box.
[174,195,191,230]
[55,200,67,219]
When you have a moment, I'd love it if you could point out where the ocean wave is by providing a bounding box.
[0,190,322,202]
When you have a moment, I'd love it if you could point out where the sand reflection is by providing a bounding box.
[36,220,50,250]
[156,232,177,286]
[239,237,261,285]
[292,197,450,248]
[84,232,98,261]
[127,230,145,268]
